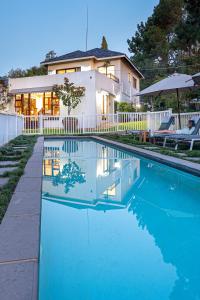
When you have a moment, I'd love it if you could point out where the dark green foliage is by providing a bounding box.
[0,135,37,221]
[45,50,57,61]
[53,78,85,115]
[127,0,200,112]
[8,65,47,78]
[117,102,135,112]
[101,36,108,50]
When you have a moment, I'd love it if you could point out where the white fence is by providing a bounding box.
[173,112,200,130]
[0,113,23,146]
[22,110,171,135]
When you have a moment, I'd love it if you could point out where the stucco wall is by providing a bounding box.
[9,71,120,116]
[120,60,140,104]
[48,59,95,73]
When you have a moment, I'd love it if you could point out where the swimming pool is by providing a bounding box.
[39,138,200,300]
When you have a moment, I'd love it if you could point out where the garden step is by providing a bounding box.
[185,157,200,162]
[144,146,160,150]
[13,146,28,150]
[176,153,187,157]
[0,177,9,187]
[0,167,18,175]
[0,161,19,166]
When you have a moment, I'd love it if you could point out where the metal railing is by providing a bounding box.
[0,112,23,146]
[22,110,172,135]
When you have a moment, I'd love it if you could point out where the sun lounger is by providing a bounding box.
[163,118,200,150]
[127,116,175,136]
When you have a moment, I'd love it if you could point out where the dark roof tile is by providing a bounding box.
[42,48,125,64]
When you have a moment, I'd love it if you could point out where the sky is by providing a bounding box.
[0,0,159,75]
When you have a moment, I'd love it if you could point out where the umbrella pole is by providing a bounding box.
[176,89,181,129]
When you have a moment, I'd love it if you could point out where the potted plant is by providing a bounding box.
[53,78,85,131]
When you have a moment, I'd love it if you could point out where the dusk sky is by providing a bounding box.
[0,0,159,75]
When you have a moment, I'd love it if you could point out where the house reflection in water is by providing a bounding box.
[42,139,140,210]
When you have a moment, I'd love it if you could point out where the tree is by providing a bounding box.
[8,68,26,78]
[117,102,135,112]
[53,78,85,115]
[101,36,108,50]
[8,66,47,78]
[52,159,86,193]
[0,79,12,110]
[127,0,200,112]
[45,50,57,61]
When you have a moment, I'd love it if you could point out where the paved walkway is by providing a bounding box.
[0,137,44,300]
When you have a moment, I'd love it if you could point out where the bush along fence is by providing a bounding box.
[22,110,200,135]
[0,112,23,146]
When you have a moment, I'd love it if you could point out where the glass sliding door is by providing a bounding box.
[15,92,60,116]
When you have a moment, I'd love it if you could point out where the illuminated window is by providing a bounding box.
[98,65,115,76]
[15,94,23,114]
[56,67,81,74]
[15,92,60,116]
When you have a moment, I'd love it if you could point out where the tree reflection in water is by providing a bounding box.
[52,159,86,193]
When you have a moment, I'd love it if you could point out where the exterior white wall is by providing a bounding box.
[0,112,23,146]
[8,57,141,116]
[120,60,140,104]
[46,57,141,105]
[48,59,95,73]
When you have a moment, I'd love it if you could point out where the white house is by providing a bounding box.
[8,48,143,117]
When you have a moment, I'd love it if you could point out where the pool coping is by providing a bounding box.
[91,136,200,177]
[1,134,199,299]
[0,136,44,300]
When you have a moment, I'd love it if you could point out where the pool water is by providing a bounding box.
[39,139,200,300]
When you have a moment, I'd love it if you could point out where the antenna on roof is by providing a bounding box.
[85,4,89,51]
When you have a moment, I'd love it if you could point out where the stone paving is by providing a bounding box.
[0,137,44,300]
[0,167,18,176]
[0,161,19,166]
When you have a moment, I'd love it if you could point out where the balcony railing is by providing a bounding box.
[106,73,119,83]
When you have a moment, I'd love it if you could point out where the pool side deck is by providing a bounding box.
[0,137,44,300]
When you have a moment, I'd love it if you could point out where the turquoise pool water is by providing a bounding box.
[39,138,200,300]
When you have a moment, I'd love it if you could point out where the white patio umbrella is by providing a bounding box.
[192,72,200,85]
[136,73,195,129]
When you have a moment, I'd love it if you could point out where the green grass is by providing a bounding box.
[118,120,147,130]
[0,135,37,222]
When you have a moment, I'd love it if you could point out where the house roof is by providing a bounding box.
[41,48,143,78]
